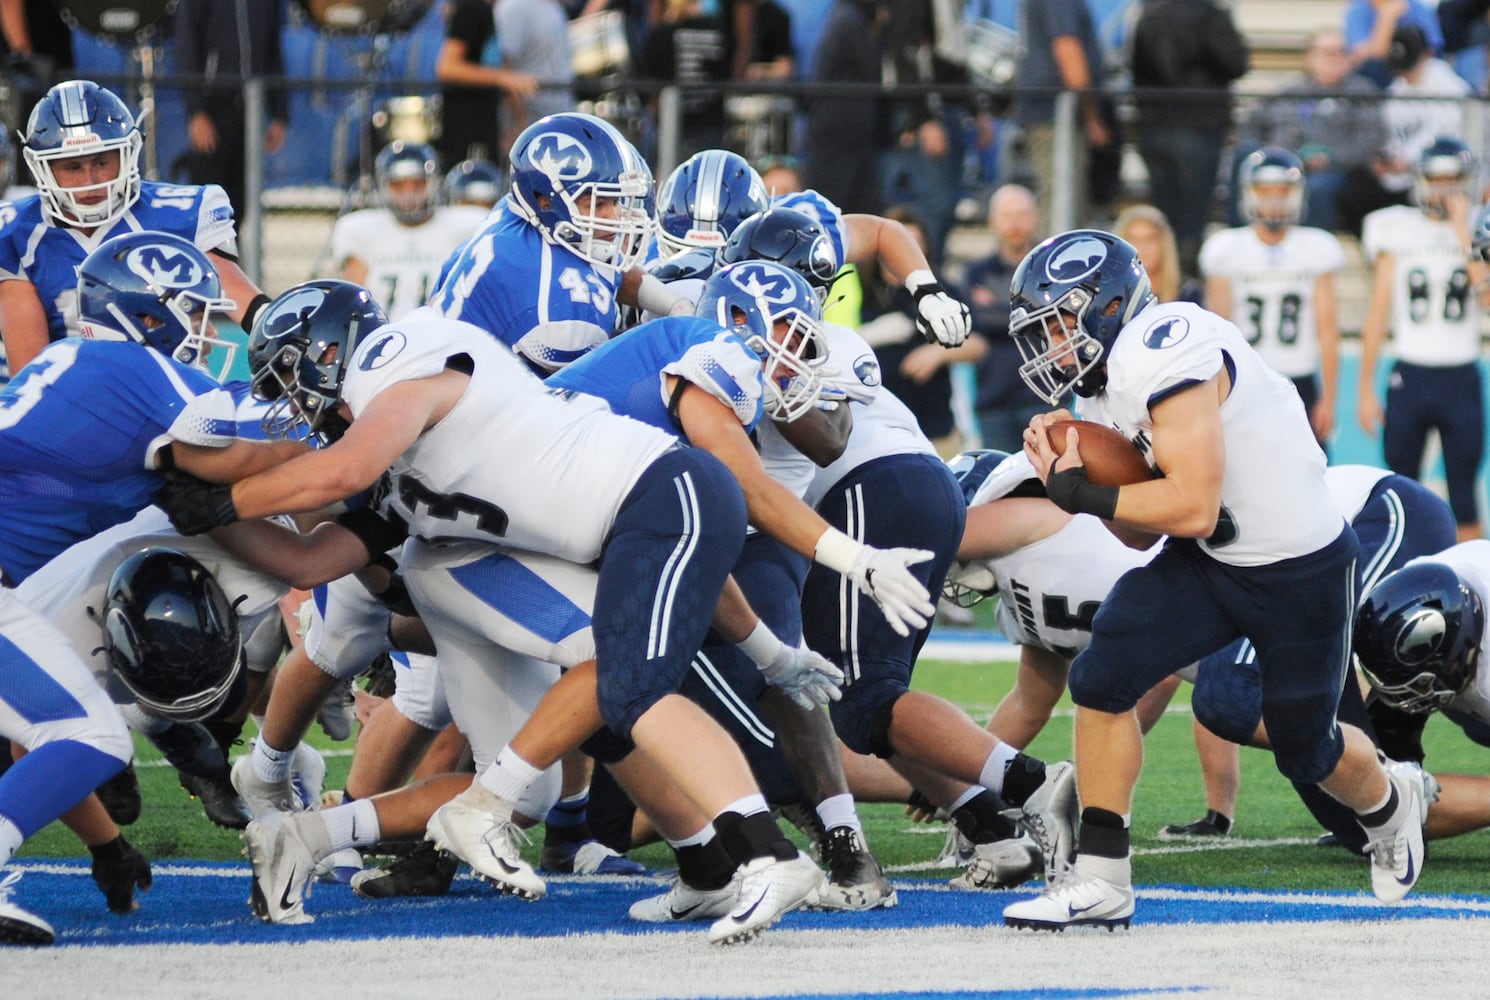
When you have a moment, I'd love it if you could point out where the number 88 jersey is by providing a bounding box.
[1197,225,1345,379]
[1363,204,1482,366]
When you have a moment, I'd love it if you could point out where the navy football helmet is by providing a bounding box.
[717,206,840,299]
[948,449,1012,507]
[1239,146,1306,231]
[1007,229,1157,405]
[507,112,653,269]
[375,140,440,225]
[696,259,827,421]
[1355,562,1485,714]
[248,280,388,441]
[23,79,142,228]
[444,157,505,210]
[77,231,238,376]
[656,149,768,259]
[1472,202,1490,264]
[1414,136,1476,219]
[102,547,243,723]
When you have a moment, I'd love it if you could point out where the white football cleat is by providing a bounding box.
[1020,760,1079,881]
[231,752,298,817]
[1003,863,1135,931]
[950,832,1043,890]
[243,812,318,925]
[426,784,545,900]
[0,872,54,945]
[707,853,822,945]
[628,878,737,923]
[1365,761,1427,903]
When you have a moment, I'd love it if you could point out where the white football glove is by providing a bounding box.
[758,642,845,711]
[905,269,971,348]
[850,544,935,637]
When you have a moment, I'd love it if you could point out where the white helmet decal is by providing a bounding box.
[1044,235,1109,283]
[527,131,595,182]
[125,243,206,290]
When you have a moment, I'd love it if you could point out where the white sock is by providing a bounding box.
[321,798,381,850]
[478,746,542,803]
[0,815,22,867]
[816,794,861,833]
[292,811,335,859]
[665,824,716,850]
[253,739,292,783]
[978,742,1019,796]
[949,786,985,813]
[719,794,769,818]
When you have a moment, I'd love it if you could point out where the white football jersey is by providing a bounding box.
[1197,226,1345,377]
[332,205,489,320]
[1084,301,1342,567]
[1323,464,1392,522]
[341,308,677,564]
[1362,205,1480,366]
[1405,540,1490,724]
[804,324,935,508]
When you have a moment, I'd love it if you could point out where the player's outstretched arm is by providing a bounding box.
[205,518,375,591]
[0,279,53,375]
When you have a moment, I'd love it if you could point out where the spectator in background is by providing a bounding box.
[1115,203,1203,305]
[1238,27,1387,233]
[1339,24,1471,236]
[1437,0,1490,91]
[0,0,73,162]
[173,0,288,221]
[804,0,883,216]
[739,0,793,80]
[435,0,540,166]
[1347,0,1444,89]
[1128,0,1250,276]
[638,0,730,160]
[1014,0,1113,231]
[494,0,577,143]
[961,184,1045,453]
[756,153,802,197]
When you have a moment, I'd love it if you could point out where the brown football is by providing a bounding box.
[1045,419,1152,487]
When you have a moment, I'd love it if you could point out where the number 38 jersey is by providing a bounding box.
[1363,204,1481,366]
[330,205,488,320]
[341,309,677,564]
[428,197,623,374]
[1197,225,1345,378]
[0,180,240,345]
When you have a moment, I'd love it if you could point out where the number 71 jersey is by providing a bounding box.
[1363,204,1482,366]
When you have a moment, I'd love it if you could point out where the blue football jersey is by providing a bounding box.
[545,316,765,436]
[773,189,849,272]
[0,180,239,346]
[0,339,237,583]
[427,197,623,374]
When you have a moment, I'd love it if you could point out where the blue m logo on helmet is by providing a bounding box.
[126,245,206,289]
[526,132,594,182]
[727,262,796,304]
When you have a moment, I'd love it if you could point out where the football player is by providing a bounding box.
[1000,229,1426,930]
[331,141,489,320]
[0,231,303,946]
[654,148,768,263]
[156,283,835,944]
[1199,147,1347,448]
[1358,137,1490,542]
[0,80,271,379]
[442,157,504,211]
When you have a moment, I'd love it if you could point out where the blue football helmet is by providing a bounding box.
[248,280,388,442]
[23,79,143,228]
[1239,146,1305,230]
[1007,229,1157,405]
[656,149,768,259]
[717,206,840,300]
[102,547,243,723]
[507,112,653,269]
[1355,562,1485,714]
[375,140,440,225]
[444,157,505,210]
[77,231,238,377]
[1414,135,1475,219]
[942,449,1011,607]
[696,259,827,421]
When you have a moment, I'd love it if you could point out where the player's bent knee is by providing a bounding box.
[830,678,905,757]
[1268,714,1345,785]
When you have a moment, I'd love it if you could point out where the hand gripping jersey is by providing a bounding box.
[331,204,489,320]
[1197,225,1346,378]
[1363,204,1482,366]
[544,315,766,435]
[1082,301,1343,567]
[340,309,676,563]
[0,180,239,344]
[428,196,624,374]
[0,338,236,583]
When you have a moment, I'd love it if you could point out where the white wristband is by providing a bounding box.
[814,527,865,576]
[737,619,784,667]
[904,268,938,294]
[636,272,684,317]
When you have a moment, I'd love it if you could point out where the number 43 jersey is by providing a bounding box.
[341,308,677,564]
[1363,204,1482,366]
[1197,225,1345,379]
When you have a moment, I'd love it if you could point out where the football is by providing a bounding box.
[1044,419,1152,487]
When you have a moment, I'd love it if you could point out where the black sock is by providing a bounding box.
[675,837,736,891]
[713,810,797,864]
[1078,807,1130,859]
[951,789,1019,843]
[542,793,592,847]
[1359,784,1400,828]
[1001,753,1047,807]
